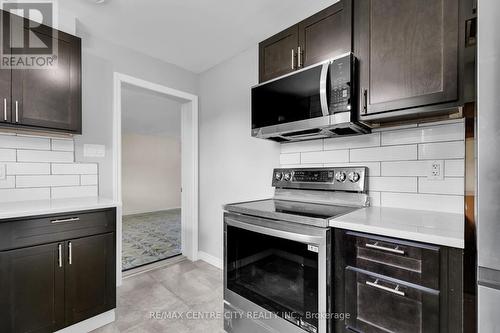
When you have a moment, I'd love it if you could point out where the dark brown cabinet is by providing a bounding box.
[0,209,116,333]
[355,0,475,121]
[0,11,82,134]
[259,0,352,83]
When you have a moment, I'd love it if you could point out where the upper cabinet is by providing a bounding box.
[0,11,82,134]
[259,0,352,83]
[355,0,475,121]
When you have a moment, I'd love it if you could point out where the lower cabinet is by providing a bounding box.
[0,208,116,333]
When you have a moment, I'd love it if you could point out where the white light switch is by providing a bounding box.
[0,164,5,180]
[84,144,106,158]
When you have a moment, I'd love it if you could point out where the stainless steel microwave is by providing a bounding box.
[251,53,370,142]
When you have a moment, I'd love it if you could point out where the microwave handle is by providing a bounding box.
[319,62,330,117]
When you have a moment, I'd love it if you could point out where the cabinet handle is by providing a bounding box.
[3,98,6,121]
[291,49,295,70]
[58,243,62,268]
[366,279,405,296]
[51,217,80,224]
[297,46,302,68]
[365,242,405,255]
[15,101,18,123]
[68,242,72,265]
[363,89,368,114]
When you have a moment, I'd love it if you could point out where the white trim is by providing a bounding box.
[112,72,199,285]
[54,310,115,333]
[198,251,223,269]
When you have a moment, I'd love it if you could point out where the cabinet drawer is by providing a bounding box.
[0,208,116,251]
[345,267,440,333]
[346,232,440,290]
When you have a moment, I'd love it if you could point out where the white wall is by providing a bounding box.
[121,133,181,215]
[198,45,280,261]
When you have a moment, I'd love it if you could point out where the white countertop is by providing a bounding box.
[330,206,465,248]
[0,197,119,220]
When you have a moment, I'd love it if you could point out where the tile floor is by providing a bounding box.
[93,259,224,333]
[122,209,182,270]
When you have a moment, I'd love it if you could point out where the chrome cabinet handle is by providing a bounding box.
[3,98,6,121]
[58,244,62,268]
[51,217,80,224]
[365,242,405,255]
[366,279,405,296]
[291,49,295,70]
[68,242,72,265]
[297,46,302,68]
[15,101,18,123]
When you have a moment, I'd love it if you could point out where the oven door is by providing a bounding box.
[224,212,331,333]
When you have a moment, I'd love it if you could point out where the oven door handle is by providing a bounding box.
[319,62,330,117]
[225,217,326,245]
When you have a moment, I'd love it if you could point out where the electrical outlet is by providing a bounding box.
[428,160,444,180]
[0,164,5,180]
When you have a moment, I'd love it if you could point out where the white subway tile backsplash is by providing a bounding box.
[280,153,300,165]
[81,174,98,186]
[0,176,15,189]
[281,140,323,154]
[6,162,50,175]
[381,123,464,146]
[0,136,98,201]
[0,188,51,202]
[418,141,465,160]
[51,185,98,199]
[350,145,417,162]
[418,178,464,195]
[301,150,349,164]
[18,150,74,163]
[445,160,465,177]
[51,139,75,151]
[279,120,465,213]
[369,177,418,193]
[381,192,464,214]
[16,175,80,188]
[52,163,98,175]
[0,135,50,150]
[381,161,429,177]
[324,133,380,150]
[0,149,16,161]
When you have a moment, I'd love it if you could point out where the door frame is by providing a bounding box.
[112,72,199,285]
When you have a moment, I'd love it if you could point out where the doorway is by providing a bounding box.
[113,73,199,284]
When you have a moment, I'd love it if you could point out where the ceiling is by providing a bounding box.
[60,0,337,73]
[121,83,182,138]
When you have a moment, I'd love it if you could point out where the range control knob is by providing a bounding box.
[348,172,360,183]
[335,171,346,182]
[275,172,283,181]
[283,172,292,181]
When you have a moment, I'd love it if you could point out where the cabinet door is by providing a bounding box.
[0,243,65,333]
[355,0,459,115]
[298,0,352,68]
[0,11,11,124]
[259,25,298,83]
[65,233,116,326]
[11,20,81,133]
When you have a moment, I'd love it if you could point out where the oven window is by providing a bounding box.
[251,64,326,129]
[226,225,319,332]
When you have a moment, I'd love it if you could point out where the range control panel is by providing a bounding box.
[272,167,367,193]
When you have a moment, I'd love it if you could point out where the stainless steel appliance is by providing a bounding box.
[223,167,369,333]
[251,54,370,142]
[477,1,500,330]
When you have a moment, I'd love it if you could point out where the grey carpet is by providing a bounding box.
[122,209,181,271]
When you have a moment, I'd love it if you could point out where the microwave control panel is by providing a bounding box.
[329,54,355,114]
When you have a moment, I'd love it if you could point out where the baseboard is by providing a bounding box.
[54,310,115,333]
[123,207,181,216]
[198,251,223,269]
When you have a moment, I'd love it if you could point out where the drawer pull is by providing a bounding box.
[68,242,72,265]
[51,217,80,224]
[58,243,62,268]
[366,279,405,297]
[365,242,405,255]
